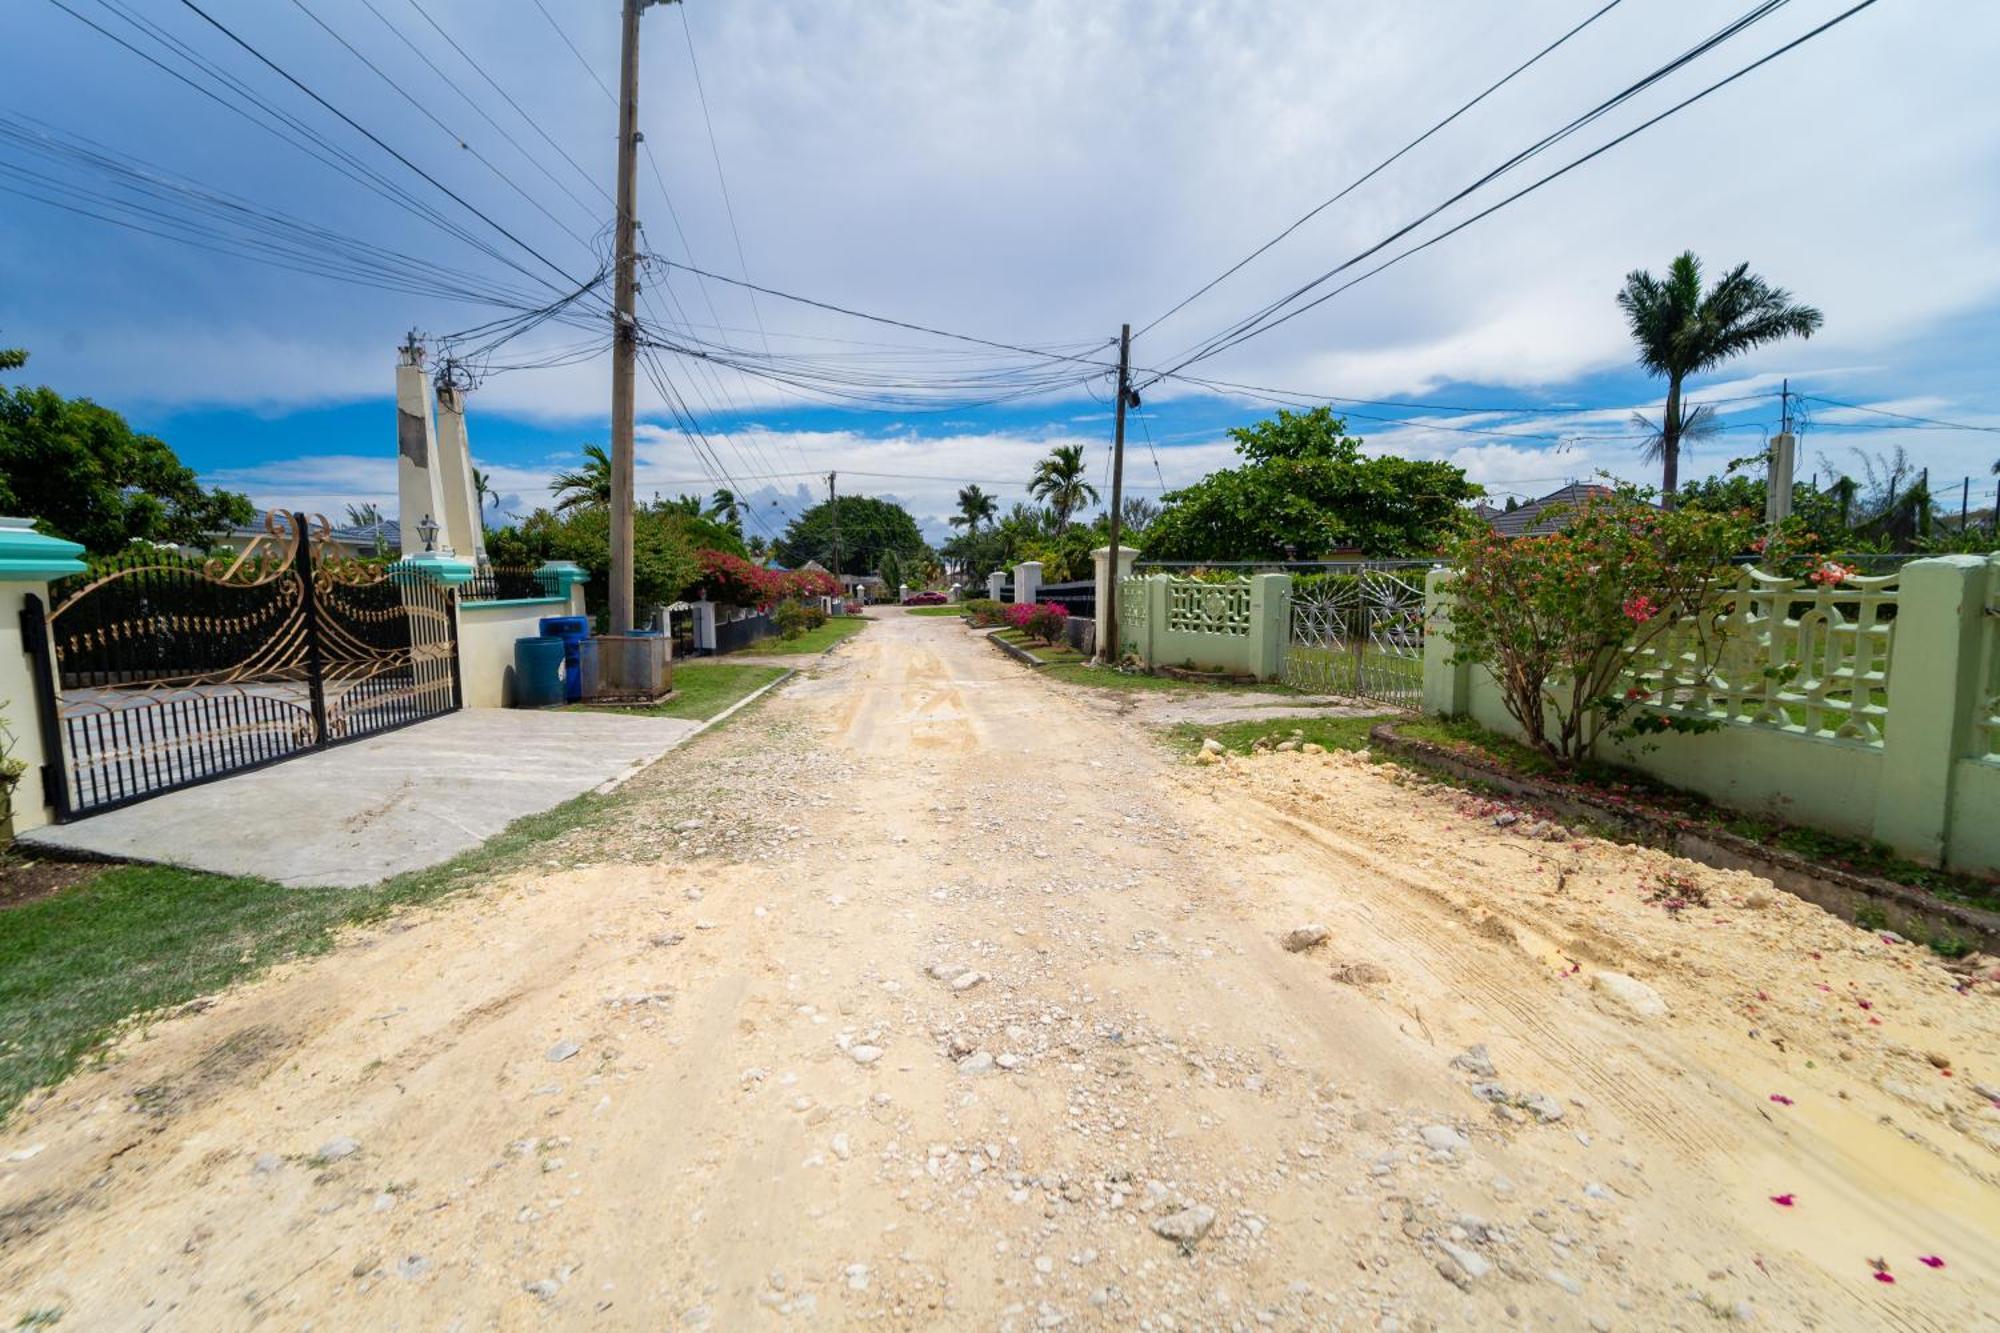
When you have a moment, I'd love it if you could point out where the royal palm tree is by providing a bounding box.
[1627,402,1723,473]
[1616,252,1822,505]
[549,443,612,512]
[949,483,998,534]
[1028,444,1099,535]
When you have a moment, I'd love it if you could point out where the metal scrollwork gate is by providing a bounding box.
[20,511,460,821]
[1283,565,1430,708]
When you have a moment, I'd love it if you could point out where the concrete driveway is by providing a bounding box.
[20,709,702,887]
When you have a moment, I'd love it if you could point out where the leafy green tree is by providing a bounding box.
[1616,252,1822,504]
[0,342,24,373]
[1142,407,1481,561]
[878,548,905,596]
[1029,444,1099,535]
[1118,495,1160,536]
[549,444,612,512]
[775,494,926,576]
[0,381,253,555]
[486,494,741,620]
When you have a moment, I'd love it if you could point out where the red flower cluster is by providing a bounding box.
[1621,593,1659,624]
[697,549,839,610]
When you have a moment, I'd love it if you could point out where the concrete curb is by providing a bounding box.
[1369,722,2000,954]
[591,668,797,797]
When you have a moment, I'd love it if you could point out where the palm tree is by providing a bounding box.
[549,444,612,512]
[344,501,385,528]
[1616,252,1822,505]
[1627,402,1723,471]
[949,483,997,534]
[471,468,497,525]
[708,487,745,533]
[1028,444,1100,535]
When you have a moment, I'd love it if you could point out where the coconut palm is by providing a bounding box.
[1028,444,1100,535]
[1616,252,1822,505]
[949,483,998,534]
[549,443,612,512]
[344,501,385,528]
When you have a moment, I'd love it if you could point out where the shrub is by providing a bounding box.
[802,602,828,630]
[964,598,1005,627]
[1024,601,1070,644]
[773,599,809,640]
[1444,488,1757,762]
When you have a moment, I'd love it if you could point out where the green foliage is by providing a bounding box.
[1445,488,1758,762]
[486,494,742,616]
[549,443,612,512]
[776,494,927,576]
[963,597,1005,627]
[1144,407,1482,561]
[0,383,254,555]
[773,599,809,640]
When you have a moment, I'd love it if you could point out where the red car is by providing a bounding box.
[901,591,948,606]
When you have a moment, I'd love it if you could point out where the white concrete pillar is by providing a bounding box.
[693,599,717,654]
[898,583,909,603]
[1013,561,1042,605]
[1765,432,1797,526]
[1091,544,1138,662]
[0,519,88,832]
[434,380,486,565]
[396,337,452,557]
[987,570,1006,601]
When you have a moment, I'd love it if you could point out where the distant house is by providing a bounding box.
[1482,483,1623,537]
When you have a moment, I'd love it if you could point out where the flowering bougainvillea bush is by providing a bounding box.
[696,550,840,610]
[1000,601,1070,643]
[1445,488,1758,762]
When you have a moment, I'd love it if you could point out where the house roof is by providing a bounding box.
[1485,483,1621,536]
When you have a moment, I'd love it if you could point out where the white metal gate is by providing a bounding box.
[1283,566,1430,707]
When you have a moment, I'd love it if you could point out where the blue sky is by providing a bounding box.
[6,1,1999,545]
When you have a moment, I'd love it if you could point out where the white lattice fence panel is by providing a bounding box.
[1166,579,1251,637]
[1979,574,2000,764]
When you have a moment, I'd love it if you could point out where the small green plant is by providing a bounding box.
[963,597,1005,627]
[1852,903,1889,932]
[0,698,28,841]
[772,599,809,640]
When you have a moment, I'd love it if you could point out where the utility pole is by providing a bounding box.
[608,0,665,634]
[826,472,841,590]
[1101,324,1133,663]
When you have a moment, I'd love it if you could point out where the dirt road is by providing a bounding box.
[3,611,1996,1330]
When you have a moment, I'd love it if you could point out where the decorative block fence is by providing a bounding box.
[1106,570,1291,680]
[1422,554,2000,874]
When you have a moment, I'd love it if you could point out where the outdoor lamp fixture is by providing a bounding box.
[417,513,440,552]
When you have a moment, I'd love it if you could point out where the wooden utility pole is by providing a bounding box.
[607,0,654,634]
[827,472,841,588]
[1101,323,1132,663]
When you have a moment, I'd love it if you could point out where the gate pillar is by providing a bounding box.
[0,519,88,833]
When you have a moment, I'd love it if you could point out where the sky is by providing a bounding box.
[5,0,1999,548]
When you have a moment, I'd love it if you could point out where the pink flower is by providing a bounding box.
[1769,1094,1794,1106]
[1621,594,1659,624]
[1917,1255,1945,1269]
[1769,1193,1796,1207]
[1874,1271,1896,1284]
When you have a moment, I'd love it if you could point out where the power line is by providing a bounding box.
[1137,0,1628,339]
[1799,395,2000,435]
[169,0,587,294]
[1143,0,1823,385]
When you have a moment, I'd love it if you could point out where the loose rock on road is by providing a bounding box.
[2,609,1996,1329]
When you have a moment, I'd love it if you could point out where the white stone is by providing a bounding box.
[1590,971,1668,1020]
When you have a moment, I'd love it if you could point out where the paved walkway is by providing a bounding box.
[20,708,701,887]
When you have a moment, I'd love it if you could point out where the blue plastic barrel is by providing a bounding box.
[539,615,592,702]
[513,636,567,707]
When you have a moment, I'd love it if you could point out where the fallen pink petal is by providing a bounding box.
[1917,1256,1945,1269]
[1769,1194,1796,1207]
[1768,1094,1794,1106]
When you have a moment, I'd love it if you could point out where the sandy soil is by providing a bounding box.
[1,613,1995,1331]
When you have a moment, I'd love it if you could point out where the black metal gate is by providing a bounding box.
[20,511,460,821]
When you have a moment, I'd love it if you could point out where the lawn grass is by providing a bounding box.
[903,605,965,618]
[732,615,869,656]
[0,783,631,1120]
[1039,660,1296,694]
[993,628,1090,666]
[580,661,788,722]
